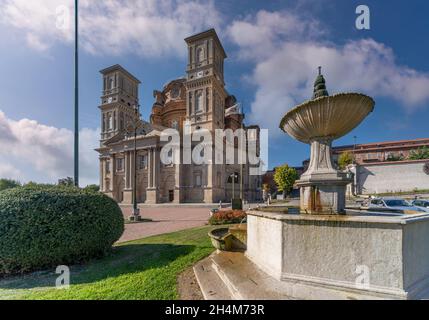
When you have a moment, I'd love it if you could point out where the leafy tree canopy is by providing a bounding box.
[273,164,299,195]
[0,179,21,192]
[409,146,429,160]
[58,177,74,187]
[338,151,354,169]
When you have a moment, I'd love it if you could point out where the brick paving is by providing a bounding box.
[118,206,212,243]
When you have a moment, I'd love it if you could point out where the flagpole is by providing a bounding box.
[74,0,79,187]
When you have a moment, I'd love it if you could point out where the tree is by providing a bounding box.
[83,184,100,192]
[58,177,74,187]
[0,179,21,192]
[409,147,429,160]
[273,164,299,197]
[338,151,353,170]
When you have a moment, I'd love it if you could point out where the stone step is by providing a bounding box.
[193,254,234,300]
[210,251,292,300]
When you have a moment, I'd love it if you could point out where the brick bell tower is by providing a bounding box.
[184,29,228,203]
[184,29,227,132]
[99,64,141,143]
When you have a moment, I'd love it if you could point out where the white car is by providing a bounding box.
[368,198,426,213]
[412,199,429,212]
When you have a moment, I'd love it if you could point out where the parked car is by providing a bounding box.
[412,199,429,212]
[368,197,426,213]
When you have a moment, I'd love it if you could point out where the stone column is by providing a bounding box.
[106,154,115,199]
[130,150,135,193]
[153,148,158,189]
[124,152,130,189]
[147,147,152,188]
[145,147,158,204]
[122,151,132,204]
[204,149,214,203]
[100,159,105,192]
[173,150,181,203]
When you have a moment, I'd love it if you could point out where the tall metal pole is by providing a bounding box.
[74,0,79,187]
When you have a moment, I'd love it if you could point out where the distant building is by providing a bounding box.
[332,138,429,164]
[299,138,429,195]
[96,29,262,204]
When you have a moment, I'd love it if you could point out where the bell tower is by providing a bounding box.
[99,64,141,142]
[185,29,227,132]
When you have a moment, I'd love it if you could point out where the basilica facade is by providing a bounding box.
[96,29,262,204]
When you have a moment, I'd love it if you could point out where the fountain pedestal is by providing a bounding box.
[297,137,351,214]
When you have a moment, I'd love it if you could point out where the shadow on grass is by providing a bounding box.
[0,243,196,291]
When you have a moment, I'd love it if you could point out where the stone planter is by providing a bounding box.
[208,225,248,251]
[208,228,233,251]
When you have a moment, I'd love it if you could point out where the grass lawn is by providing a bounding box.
[0,225,219,300]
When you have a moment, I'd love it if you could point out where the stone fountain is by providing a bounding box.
[280,68,374,214]
[195,69,429,300]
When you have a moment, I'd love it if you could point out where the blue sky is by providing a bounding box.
[0,0,428,185]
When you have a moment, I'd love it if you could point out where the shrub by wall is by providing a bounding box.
[0,185,124,275]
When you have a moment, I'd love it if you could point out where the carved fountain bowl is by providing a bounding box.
[280,93,375,143]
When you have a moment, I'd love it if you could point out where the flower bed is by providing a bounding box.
[208,209,246,225]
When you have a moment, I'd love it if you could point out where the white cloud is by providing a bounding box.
[227,11,429,136]
[228,10,325,61]
[0,0,222,57]
[0,110,99,186]
[0,163,22,180]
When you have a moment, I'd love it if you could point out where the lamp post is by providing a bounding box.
[229,172,241,209]
[126,105,144,221]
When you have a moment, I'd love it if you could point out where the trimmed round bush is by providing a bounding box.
[0,185,124,275]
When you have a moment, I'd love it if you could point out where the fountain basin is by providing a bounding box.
[245,209,429,299]
[280,93,374,144]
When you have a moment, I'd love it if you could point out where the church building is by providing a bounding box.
[96,29,262,204]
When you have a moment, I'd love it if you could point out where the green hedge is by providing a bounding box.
[0,185,124,275]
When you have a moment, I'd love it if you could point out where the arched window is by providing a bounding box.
[188,92,193,114]
[197,47,204,63]
[119,112,124,130]
[171,120,179,130]
[195,90,203,112]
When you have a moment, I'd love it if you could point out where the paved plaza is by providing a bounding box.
[118,206,213,243]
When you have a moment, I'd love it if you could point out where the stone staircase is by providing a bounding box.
[193,251,292,300]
